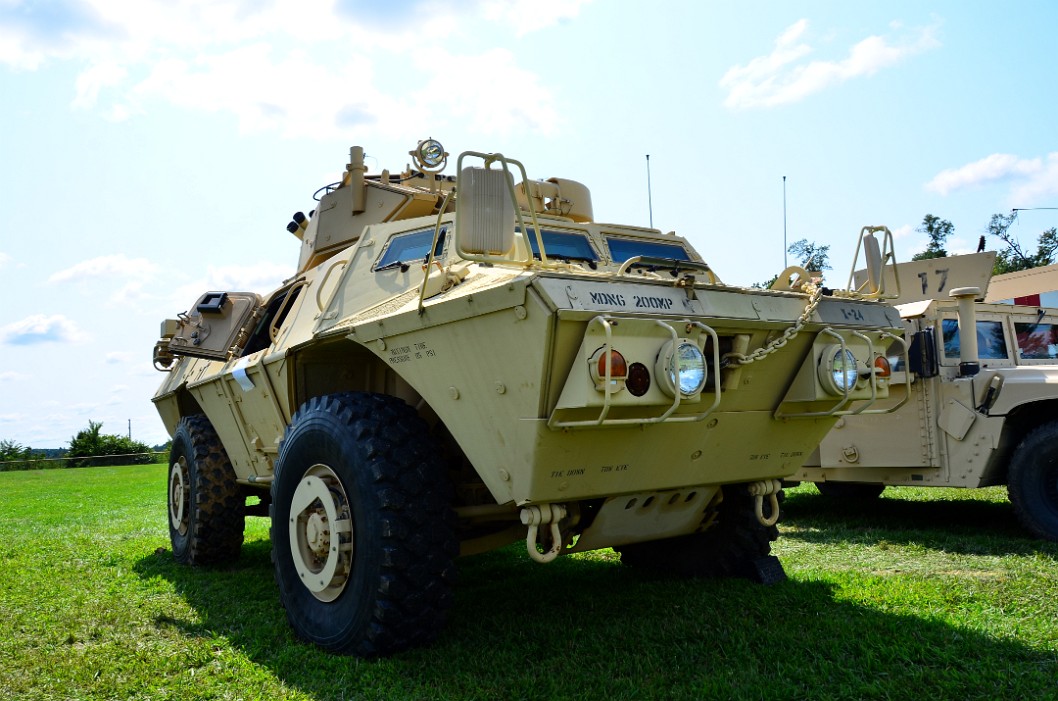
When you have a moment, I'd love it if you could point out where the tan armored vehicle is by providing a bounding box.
[791,252,1058,541]
[152,138,904,656]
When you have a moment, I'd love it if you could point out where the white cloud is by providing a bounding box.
[0,314,88,345]
[415,47,562,136]
[2,0,574,139]
[720,19,940,109]
[890,224,914,240]
[925,152,1058,206]
[203,261,289,291]
[105,352,134,364]
[0,370,29,382]
[481,0,593,36]
[48,253,159,284]
[0,252,10,268]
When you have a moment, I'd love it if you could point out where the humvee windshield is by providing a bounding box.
[941,318,1009,360]
[605,236,691,264]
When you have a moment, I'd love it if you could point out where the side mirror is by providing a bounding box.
[908,327,939,378]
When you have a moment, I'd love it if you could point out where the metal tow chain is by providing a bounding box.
[722,284,822,367]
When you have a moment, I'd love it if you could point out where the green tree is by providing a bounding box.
[67,420,154,467]
[787,238,831,272]
[755,238,831,288]
[911,214,954,260]
[0,440,33,471]
[988,212,1058,275]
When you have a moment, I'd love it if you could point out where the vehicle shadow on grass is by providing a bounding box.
[136,538,1057,701]
[779,487,1058,558]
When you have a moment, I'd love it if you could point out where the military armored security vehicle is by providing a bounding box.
[153,138,904,656]
[790,252,1058,541]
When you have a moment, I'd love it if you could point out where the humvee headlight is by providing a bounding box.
[589,347,628,391]
[656,339,707,398]
[818,345,858,395]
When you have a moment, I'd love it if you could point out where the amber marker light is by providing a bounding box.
[589,347,629,391]
[873,355,891,379]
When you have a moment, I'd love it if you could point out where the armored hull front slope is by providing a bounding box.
[152,140,903,656]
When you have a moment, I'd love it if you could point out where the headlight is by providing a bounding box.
[818,345,858,395]
[655,339,707,398]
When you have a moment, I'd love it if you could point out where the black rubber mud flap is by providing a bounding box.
[748,555,787,585]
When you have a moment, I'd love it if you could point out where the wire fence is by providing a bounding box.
[0,451,169,471]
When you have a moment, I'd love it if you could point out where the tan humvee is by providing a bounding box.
[152,139,904,656]
[791,252,1058,542]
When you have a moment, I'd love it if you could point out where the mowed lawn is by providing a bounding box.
[1,465,1055,700]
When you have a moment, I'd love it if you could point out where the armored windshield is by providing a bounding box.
[523,229,599,263]
[606,236,691,264]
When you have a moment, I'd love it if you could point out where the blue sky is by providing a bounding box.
[1,0,1056,449]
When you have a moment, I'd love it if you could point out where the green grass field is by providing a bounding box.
[1,465,1055,700]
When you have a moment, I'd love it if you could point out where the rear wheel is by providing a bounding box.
[616,486,784,583]
[814,481,886,500]
[1007,422,1058,541]
[271,392,458,656]
[168,415,245,565]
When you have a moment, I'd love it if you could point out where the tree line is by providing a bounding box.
[0,420,167,471]
[914,211,1057,274]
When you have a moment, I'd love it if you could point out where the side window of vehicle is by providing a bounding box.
[941,319,1009,360]
[375,227,447,271]
[1014,321,1058,359]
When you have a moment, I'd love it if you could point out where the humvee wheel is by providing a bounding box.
[271,392,457,656]
[167,415,245,565]
[1007,422,1058,541]
[814,481,886,500]
[616,486,783,582]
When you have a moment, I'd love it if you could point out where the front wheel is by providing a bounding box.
[1007,422,1058,541]
[167,415,245,565]
[616,486,784,583]
[271,393,458,657]
[814,481,886,500]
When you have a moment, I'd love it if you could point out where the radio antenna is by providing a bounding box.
[783,175,788,267]
[646,154,654,228]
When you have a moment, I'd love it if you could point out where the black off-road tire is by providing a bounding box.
[616,486,782,581]
[271,392,458,657]
[814,481,886,500]
[1007,422,1058,541]
[168,415,245,565]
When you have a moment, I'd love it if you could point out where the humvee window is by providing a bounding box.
[1014,322,1058,359]
[375,227,447,271]
[941,318,1009,360]
[523,229,598,263]
[606,237,691,264]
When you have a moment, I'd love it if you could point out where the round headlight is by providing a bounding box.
[655,339,707,397]
[411,138,447,172]
[818,345,858,395]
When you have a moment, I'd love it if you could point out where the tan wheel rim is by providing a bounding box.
[288,464,354,602]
